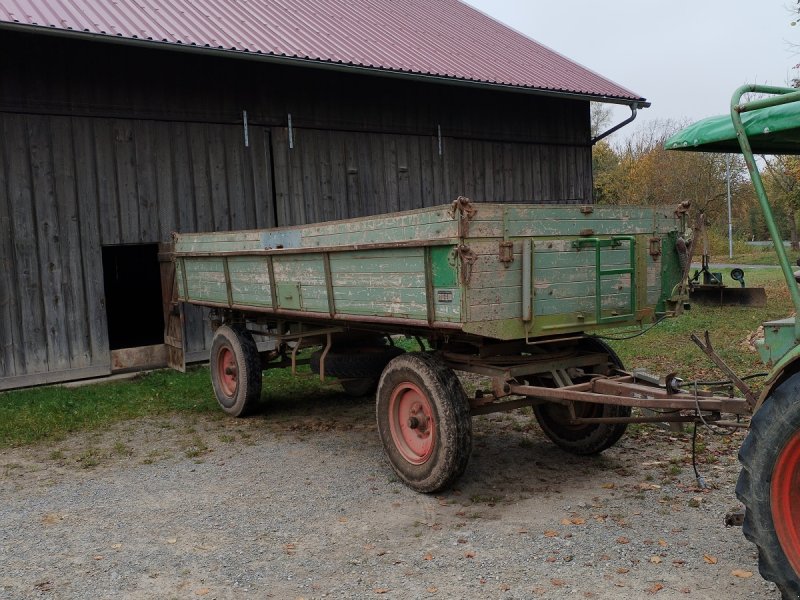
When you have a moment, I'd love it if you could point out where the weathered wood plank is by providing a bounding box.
[51,116,91,370]
[28,115,71,372]
[0,116,20,377]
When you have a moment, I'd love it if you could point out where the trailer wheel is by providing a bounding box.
[533,338,629,455]
[376,353,472,493]
[737,372,800,598]
[210,324,262,417]
[340,378,380,397]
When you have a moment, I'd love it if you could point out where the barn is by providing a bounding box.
[0,0,646,390]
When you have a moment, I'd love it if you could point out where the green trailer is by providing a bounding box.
[173,196,755,495]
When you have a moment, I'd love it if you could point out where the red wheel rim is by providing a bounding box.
[772,431,800,575]
[388,382,436,465]
[216,347,238,397]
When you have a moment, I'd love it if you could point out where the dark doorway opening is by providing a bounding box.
[102,244,165,350]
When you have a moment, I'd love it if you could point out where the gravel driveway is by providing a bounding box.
[0,389,780,599]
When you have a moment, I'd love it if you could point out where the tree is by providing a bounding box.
[762,155,800,248]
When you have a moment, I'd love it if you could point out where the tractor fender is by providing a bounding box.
[756,345,800,412]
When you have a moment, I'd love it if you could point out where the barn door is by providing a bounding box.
[159,242,186,372]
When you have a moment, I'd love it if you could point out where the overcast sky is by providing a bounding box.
[464,0,797,143]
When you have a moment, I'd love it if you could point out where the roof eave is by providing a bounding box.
[0,22,649,108]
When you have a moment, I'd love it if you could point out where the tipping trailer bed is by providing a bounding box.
[171,197,751,496]
[174,199,685,340]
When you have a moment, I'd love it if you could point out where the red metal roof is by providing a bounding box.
[0,0,644,103]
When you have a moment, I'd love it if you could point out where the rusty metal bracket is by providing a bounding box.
[449,196,477,237]
[499,241,514,266]
[648,237,662,259]
[690,331,757,410]
[456,244,478,285]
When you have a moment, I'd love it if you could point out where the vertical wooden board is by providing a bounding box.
[367,134,387,214]
[431,136,446,205]
[271,127,292,227]
[344,132,361,221]
[223,125,249,230]
[114,120,141,244]
[50,116,91,370]
[461,140,476,201]
[207,125,230,232]
[27,115,71,372]
[188,123,214,232]
[316,131,335,222]
[133,120,160,241]
[94,118,122,245]
[502,143,515,202]
[300,130,323,223]
[329,132,348,221]
[73,117,111,368]
[0,115,20,377]
[355,131,374,217]
[383,135,399,213]
[182,303,209,357]
[539,146,554,201]
[7,115,43,373]
[288,128,307,224]
[154,122,178,235]
[170,122,196,233]
[250,127,276,228]
[397,135,412,211]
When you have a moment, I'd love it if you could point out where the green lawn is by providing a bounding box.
[0,268,793,449]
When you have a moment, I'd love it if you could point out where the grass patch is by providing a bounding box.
[0,367,218,449]
[607,267,790,394]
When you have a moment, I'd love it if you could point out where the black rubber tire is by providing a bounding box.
[533,338,630,455]
[737,372,800,599]
[340,377,380,397]
[209,324,262,417]
[376,352,472,493]
[310,345,405,379]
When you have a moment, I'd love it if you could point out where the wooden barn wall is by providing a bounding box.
[0,31,595,387]
[0,112,275,386]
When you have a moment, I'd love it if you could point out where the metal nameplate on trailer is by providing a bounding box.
[261,230,302,250]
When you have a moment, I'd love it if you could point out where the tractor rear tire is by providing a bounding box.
[376,353,472,493]
[737,372,800,599]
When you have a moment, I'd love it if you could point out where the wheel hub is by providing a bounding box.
[217,347,238,397]
[771,432,800,576]
[388,382,435,465]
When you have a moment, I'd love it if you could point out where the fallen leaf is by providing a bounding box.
[571,517,586,525]
[457,538,468,544]
[374,589,389,594]
[617,568,630,574]
[284,543,297,555]
[195,589,209,597]
[111,543,122,550]
[518,528,528,534]
[499,583,510,591]
[93,555,104,561]
[703,554,718,565]
[731,569,753,578]
[543,530,558,538]
[364,544,376,550]
[464,551,476,559]
[560,518,571,526]
[602,483,616,489]
[658,539,668,547]
[616,537,631,545]
[650,556,662,564]
[479,577,487,584]
[338,517,348,523]
[647,583,664,593]
[423,552,433,561]
[166,538,177,545]
[550,578,566,587]
[426,586,438,593]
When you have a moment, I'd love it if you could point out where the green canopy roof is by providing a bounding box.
[664,101,800,155]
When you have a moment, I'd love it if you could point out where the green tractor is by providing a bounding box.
[666,85,800,599]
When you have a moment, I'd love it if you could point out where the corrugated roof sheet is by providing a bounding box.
[0,0,644,103]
